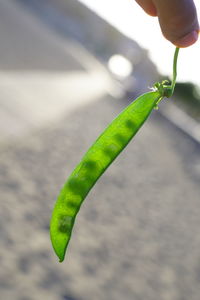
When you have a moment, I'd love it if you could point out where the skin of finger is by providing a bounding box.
[152,0,199,43]
[135,0,157,16]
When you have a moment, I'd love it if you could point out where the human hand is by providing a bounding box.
[135,0,199,47]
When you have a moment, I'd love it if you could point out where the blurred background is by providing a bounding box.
[0,0,200,299]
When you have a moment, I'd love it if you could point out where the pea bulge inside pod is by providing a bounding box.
[50,91,162,262]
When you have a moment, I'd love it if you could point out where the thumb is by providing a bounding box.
[152,0,199,47]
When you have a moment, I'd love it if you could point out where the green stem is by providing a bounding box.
[154,47,180,98]
[171,47,180,95]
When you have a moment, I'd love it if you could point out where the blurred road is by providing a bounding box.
[0,0,114,141]
[0,1,200,300]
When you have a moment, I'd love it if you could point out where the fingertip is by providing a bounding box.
[173,29,199,48]
[135,0,157,17]
[148,10,157,17]
[146,5,157,17]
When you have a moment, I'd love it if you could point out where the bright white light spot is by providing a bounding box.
[108,55,133,78]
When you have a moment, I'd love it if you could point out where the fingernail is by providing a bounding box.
[175,30,199,48]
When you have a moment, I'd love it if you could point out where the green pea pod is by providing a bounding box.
[50,47,179,262]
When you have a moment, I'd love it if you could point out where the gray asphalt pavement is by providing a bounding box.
[0,1,200,300]
[0,0,113,141]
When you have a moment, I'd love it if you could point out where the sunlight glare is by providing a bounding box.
[108,55,133,78]
[79,0,200,85]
